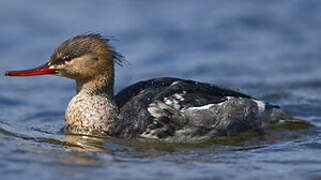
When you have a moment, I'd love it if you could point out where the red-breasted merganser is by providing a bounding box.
[5,34,305,142]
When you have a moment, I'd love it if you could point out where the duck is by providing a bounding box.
[5,34,304,143]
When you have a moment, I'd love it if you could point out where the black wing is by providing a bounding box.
[115,77,251,108]
[114,77,253,137]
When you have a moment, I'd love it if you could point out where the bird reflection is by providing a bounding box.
[62,134,112,152]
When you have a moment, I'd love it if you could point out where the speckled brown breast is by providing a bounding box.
[65,91,120,136]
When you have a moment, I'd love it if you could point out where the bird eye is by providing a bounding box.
[63,56,73,62]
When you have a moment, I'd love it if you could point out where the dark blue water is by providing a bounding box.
[0,1,321,179]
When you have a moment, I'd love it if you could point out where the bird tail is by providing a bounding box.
[264,107,313,129]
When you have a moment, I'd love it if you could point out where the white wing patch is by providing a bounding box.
[253,99,266,113]
[186,104,215,110]
[163,92,186,110]
[170,81,181,86]
[173,93,184,101]
[140,129,159,139]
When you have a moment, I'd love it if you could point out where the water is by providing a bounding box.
[0,0,321,179]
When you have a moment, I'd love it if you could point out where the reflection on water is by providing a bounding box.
[58,119,313,154]
[2,117,313,154]
[63,135,110,152]
[0,111,319,179]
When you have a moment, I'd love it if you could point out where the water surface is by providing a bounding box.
[0,1,321,179]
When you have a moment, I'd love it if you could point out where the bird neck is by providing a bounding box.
[76,70,114,97]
